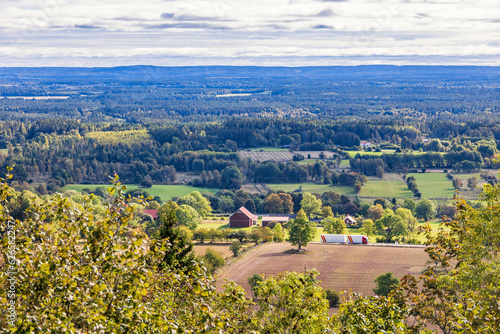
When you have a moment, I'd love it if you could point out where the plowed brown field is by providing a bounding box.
[216,243,428,296]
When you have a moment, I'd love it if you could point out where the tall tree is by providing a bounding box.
[175,204,202,230]
[177,191,212,219]
[375,209,407,243]
[323,217,346,234]
[263,193,284,213]
[278,193,294,214]
[300,192,322,218]
[156,201,196,271]
[287,209,316,250]
[414,199,435,221]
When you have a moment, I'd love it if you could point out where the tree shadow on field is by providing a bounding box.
[261,249,312,256]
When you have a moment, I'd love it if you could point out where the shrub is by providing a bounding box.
[230,240,241,257]
[325,289,340,308]
[373,272,399,296]
[203,248,225,274]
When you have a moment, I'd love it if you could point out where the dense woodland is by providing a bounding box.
[0,117,499,195]
[1,66,500,122]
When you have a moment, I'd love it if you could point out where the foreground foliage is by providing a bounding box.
[2,169,500,333]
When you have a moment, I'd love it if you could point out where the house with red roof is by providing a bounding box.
[343,214,357,226]
[229,206,258,228]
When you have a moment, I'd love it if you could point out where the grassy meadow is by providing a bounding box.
[360,177,414,198]
[64,184,220,201]
[267,183,356,196]
[407,172,455,199]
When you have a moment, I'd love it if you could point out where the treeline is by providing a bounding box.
[350,151,485,175]
[1,117,500,190]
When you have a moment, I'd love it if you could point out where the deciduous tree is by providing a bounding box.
[323,216,346,234]
[287,213,316,250]
[300,192,322,218]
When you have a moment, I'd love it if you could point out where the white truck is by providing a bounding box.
[321,234,368,245]
[320,234,347,243]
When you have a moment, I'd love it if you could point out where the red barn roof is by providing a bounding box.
[232,206,257,220]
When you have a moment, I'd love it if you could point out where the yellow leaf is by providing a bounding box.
[40,263,50,275]
[141,288,148,296]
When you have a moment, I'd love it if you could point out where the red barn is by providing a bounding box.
[229,207,258,228]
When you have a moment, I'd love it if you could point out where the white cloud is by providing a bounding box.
[0,0,499,65]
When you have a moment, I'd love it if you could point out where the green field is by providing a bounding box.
[407,173,455,199]
[345,150,439,158]
[64,184,220,201]
[295,159,334,165]
[345,150,395,157]
[267,183,355,196]
[339,159,350,168]
[360,178,414,198]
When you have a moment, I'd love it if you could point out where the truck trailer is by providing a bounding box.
[320,234,347,243]
[321,234,368,245]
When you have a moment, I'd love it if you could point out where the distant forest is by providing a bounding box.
[1,66,500,122]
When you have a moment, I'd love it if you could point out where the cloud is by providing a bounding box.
[75,24,101,29]
[160,13,175,19]
[316,8,335,17]
[0,0,499,66]
[313,24,334,29]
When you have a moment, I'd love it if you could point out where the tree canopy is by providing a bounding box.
[287,211,317,250]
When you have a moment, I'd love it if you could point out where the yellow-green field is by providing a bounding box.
[360,176,414,198]
[86,129,151,144]
[64,184,219,201]
[267,183,355,195]
[407,173,455,199]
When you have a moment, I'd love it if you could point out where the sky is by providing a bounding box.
[1,0,499,67]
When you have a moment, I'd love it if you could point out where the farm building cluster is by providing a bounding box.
[141,207,356,228]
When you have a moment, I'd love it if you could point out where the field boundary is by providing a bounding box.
[310,242,427,248]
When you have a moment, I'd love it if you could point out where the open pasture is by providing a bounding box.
[407,173,455,199]
[267,183,355,196]
[360,176,414,198]
[345,150,395,157]
[217,243,428,297]
[64,184,219,201]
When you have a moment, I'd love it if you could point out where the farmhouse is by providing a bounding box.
[343,215,357,226]
[360,141,372,148]
[261,216,290,227]
[229,207,258,228]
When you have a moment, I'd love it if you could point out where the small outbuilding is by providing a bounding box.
[343,215,357,226]
[261,216,290,227]
[229,207,258,228]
